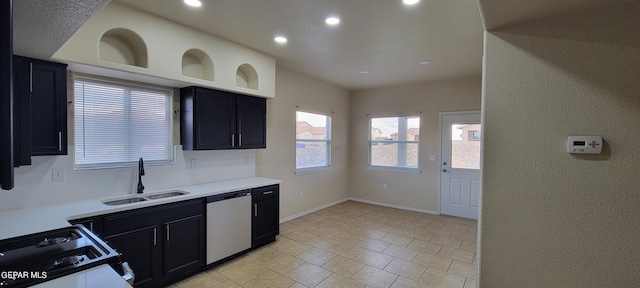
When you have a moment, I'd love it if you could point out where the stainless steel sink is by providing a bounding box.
[145,190,188,200]
[102,197,148,206]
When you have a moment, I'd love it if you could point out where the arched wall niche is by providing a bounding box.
[236,64,258,90]
[182,49,214,81]
[99,28,148,68]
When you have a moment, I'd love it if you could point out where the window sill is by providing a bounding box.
[295,166,332,175]
[367,165,421,174]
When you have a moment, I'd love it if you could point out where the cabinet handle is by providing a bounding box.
[153,228,157,245]
[254,203,257,217]
[263,191,273,195]
[58,132,62,152]
[239,134,242,147]
[89,222,93,232]
[232,134,235,147]
[166,224,170,242]
[29,63,33,93]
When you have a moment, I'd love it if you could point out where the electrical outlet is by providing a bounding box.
[383,184,388,190]
[52,167,65,182]
[191,159,197,168]
[299,190,303,197]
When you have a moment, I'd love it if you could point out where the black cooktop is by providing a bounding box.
[0,225,121,287]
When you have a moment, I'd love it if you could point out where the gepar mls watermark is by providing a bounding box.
[1,271,48,280]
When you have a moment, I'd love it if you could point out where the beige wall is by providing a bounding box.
[479,2,640,287]
[256,67,350,219]
[349,77,481,212]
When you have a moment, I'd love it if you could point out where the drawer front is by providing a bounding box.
[103,199,203,236]
[251,185,279,202]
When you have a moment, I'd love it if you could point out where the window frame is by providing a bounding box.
[295,110,332,175]
[368,116,421,173]
[73,75,175,170]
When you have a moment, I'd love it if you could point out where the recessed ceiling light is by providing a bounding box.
[403,0,420,5]
[360,70,370,74]
[274,36,288,44]
[184,0,202,7]
[325,17,340,25]
[419,60,431,65]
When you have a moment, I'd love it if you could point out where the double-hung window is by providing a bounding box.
[296,111,331,174]
[74,77,173,169]
[369,116,420,172]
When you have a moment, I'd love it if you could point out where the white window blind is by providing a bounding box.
[74,78,172,169]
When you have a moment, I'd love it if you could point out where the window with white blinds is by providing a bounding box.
[74,78,173,169]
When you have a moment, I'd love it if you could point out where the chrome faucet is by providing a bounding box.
[137,157,145,194]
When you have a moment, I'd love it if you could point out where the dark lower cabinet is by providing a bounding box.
[104,226,159,288]
[99,199,204,288]
[69,217,103,235]
[69,184,279,285]
[252,185,280,248]
[163,214,204,283]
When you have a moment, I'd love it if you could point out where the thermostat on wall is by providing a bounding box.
[567,136,602,154]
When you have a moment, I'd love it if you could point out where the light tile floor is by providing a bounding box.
[172,201,477,288]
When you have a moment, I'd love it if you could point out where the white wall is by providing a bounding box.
[0,74,256,211]
[53,1,276,98]
[349,77,481,213]
[256,67,350,219]
[1,148,255,211]
[479,2,640,287]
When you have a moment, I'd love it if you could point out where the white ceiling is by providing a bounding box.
[13,0,633,91]
[112,0,484,90]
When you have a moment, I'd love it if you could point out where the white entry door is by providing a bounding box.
[440,112,481,219]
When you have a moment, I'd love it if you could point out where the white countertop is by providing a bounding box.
[1,177,280,287]
[0,177,281,240]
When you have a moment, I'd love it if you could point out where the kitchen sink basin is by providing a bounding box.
[102,197,148,206]
[145,190,189,200]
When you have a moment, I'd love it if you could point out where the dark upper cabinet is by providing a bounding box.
[13,56,67,166]
[181,87,236,150]
[251,184,279,248]
[181,86,266,150]
[1,0,13,190]
[236,95,267,149]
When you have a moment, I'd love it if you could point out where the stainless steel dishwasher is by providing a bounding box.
[206,190,252,265]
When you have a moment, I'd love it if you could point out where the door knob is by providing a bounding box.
[443,169,448,172]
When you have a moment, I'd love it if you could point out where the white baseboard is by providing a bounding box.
[348,197,439,215]
[279,197,439,223]
[279,198,349,223]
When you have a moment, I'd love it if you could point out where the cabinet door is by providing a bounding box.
[105,226,161,288]
[252,186,279,248]
[30,60,67,155]
[236,95,266,149]
[163,214,204,283]
[195,89,236,149]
